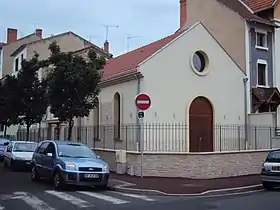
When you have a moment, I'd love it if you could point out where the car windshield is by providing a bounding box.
[266,151,280,163]
[13,142,38,152]
[57,143,97,158]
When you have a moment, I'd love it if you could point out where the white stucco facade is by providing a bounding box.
[12,47,27,75]
[87,23,247,152]
[139,23,246,124]
[137,23,246,151]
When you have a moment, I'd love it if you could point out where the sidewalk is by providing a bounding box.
[109,173,262,195]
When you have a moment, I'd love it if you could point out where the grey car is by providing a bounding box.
[31,140,110,190]
[261,149,280,190]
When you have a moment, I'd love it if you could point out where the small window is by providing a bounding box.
[256,32,267,48]
[44,143,55,155]
[257,62,267,86]
[38,142,49,154]
[15,58,19,72]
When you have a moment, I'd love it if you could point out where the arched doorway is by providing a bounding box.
[113,92,121,139]
[93,98,100,139]
[189,96,213,152]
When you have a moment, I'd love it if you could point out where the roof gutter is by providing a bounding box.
[100,69,143,88]
[247,18,279,27]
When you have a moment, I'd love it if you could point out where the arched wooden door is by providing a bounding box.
[189,96,213,152]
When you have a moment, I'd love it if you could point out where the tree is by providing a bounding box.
[0,76,21,137]
[45,41,105,141]
[17,53,49,141]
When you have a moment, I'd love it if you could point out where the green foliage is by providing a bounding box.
[45,41,105,140]
[16,53,48,139]
[0,75,21,136]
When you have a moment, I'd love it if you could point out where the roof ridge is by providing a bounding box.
[26,31,110,56]
[112,32,177,59]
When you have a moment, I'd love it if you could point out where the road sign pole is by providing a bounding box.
[139,116,144,178]
[134,93,151,178]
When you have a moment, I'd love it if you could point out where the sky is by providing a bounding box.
[0,0,179,56]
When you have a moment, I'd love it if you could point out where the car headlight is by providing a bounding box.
[103,164,109,172]
[65,162,77,170]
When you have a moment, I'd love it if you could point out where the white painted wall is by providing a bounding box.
[138,23,246,151]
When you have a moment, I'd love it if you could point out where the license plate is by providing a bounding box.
[272,166,280,171]
[84,174,99,178]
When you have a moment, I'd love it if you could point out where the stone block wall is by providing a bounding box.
[93,148,270,179]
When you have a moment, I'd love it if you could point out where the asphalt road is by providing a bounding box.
[0,162,279,210]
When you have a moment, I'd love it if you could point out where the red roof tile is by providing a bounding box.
[102,32,182,79]
[242,0,274,12]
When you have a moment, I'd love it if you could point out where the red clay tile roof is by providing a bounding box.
[102,32,182,79]
[217,0,274,24]
[242,0,274,12]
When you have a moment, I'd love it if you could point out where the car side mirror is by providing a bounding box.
[96,155,101,159]
[46,153,53,157]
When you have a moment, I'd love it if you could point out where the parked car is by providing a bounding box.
[261,149,280,190]
[3,141,38,170]
[0,139,10,161]
[30,140,110,190]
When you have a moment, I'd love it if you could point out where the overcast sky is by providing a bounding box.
[0,0,179,56]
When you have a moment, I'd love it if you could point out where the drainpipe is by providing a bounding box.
[243,77,248,150]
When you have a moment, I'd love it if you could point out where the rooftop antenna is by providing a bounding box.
[102,24,119,41]
[126,35,140,51]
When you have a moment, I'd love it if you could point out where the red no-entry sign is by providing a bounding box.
[135,93,151,111]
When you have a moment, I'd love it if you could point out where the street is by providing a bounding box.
[0,162,279,210]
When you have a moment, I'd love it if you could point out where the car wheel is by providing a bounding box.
[53,172,64,190]
[31,166,40,181]
[263,182,274,190]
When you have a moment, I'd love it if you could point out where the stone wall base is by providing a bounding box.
[94,149,270,179]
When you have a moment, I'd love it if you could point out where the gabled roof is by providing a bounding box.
[216,0,275,25]
[102,32,182,78]
[103,22,245,81]
[10,31,111,58]
[242,0,274,12]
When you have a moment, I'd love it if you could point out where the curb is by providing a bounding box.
[108,180,263,197]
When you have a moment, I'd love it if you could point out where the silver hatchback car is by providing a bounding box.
[261,149,280,190]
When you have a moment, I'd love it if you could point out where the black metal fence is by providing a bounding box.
[16,123,280,152]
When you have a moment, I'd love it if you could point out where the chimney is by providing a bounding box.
[103,40,109,53]
[180,0,187,29]
[35,29,43,38]
[7,28,17,43]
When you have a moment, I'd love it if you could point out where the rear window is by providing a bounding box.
[0,139,9,146]
[266,151,280,162]
[13,142,38,152]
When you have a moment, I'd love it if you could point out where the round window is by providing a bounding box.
[192,51,208,73]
